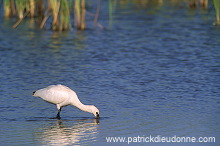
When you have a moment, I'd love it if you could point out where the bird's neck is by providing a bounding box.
[76,103,90,113]
[71,99,92,114]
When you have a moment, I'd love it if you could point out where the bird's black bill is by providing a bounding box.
[95,112,100,119]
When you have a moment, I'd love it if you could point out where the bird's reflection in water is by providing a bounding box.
[35,118,99,146]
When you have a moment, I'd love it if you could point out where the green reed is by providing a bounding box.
[48,0,60,30]
[74,0,86,30]
[15,0,28,19]
[47,0,71,31]
[60,0,70,31]
[37,0,45,19]
[14,0,22,19]
[3,0,11,18]
[29,0,35,18]
[213,0,220,25]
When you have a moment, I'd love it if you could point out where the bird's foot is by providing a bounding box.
[56,109,61,119]
[56,115,61,120]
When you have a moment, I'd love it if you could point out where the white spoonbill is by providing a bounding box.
[33,84,100,119]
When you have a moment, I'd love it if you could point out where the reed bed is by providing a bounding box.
[3,0,103,31]
[2,0,219,30]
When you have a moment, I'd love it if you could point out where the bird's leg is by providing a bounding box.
[56,108,61,119]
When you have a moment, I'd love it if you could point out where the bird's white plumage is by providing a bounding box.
[33,84,100,119]
[34,85,75,105]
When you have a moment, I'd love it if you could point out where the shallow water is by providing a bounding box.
[0,1,220,146]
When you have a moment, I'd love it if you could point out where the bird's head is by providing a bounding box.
[89,105,100,119]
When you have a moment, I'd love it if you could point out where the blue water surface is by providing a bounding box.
[0,1,220,146]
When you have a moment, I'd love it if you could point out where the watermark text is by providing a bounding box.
[106,135,216,144]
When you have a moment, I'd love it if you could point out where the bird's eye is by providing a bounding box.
[96,112,98,115]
